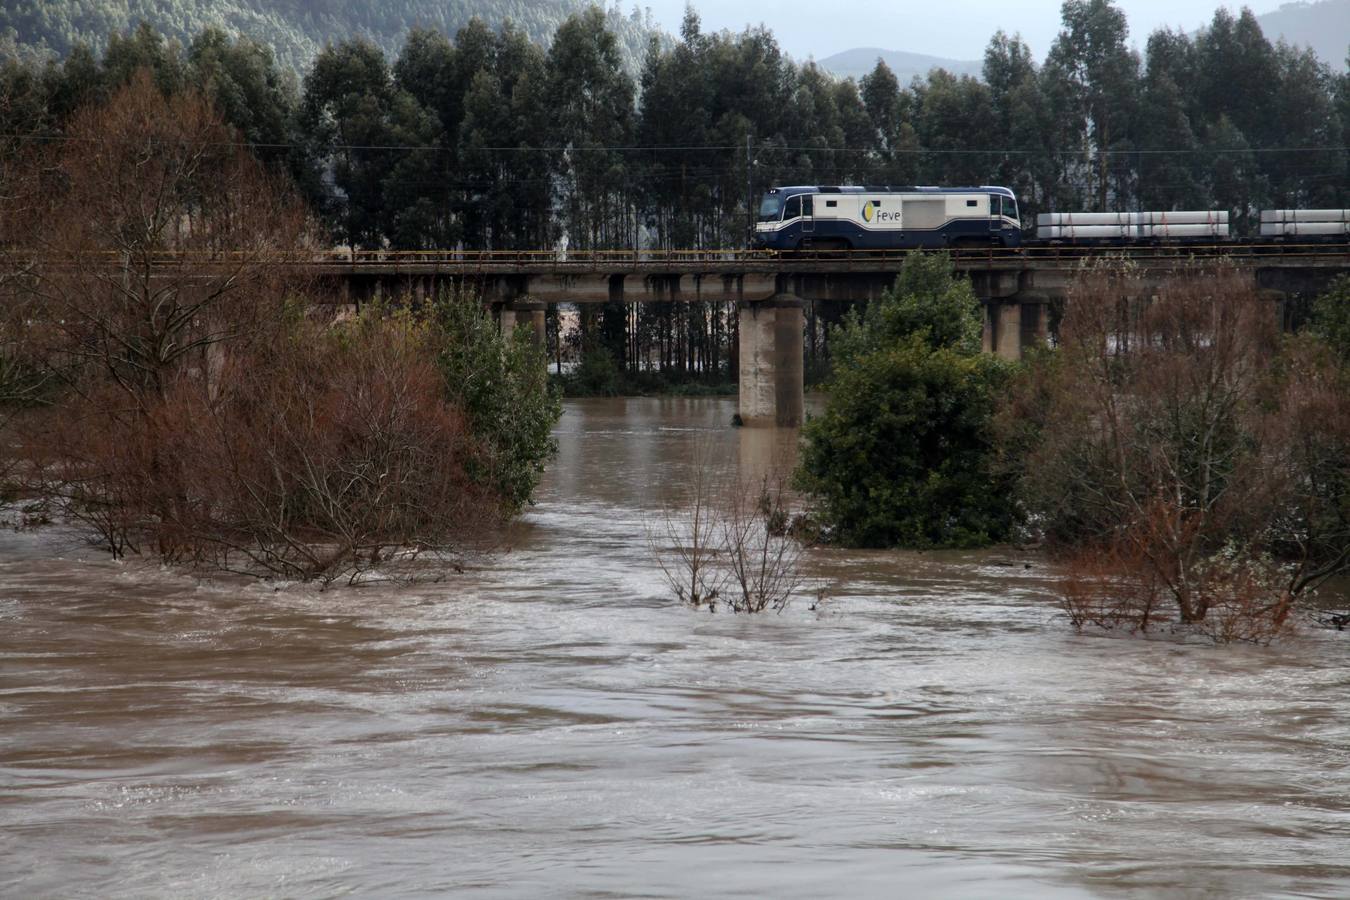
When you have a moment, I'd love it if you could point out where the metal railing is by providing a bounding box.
[7,243,1349,270]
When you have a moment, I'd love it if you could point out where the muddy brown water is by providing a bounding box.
[2,398,1348,898]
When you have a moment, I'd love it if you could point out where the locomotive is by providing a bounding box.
[751,184,1350,251]
[754,185,1022,251]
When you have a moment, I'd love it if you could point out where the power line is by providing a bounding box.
[2,130,1347,157]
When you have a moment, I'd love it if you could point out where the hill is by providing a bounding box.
[817,47,981,83]
[1257,0,1350,68]
[817,1,1348,85]
[0,0,660,73]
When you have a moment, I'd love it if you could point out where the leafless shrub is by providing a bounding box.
[649,447,728,609]
[650,452,808,615]
[18,312,503,584]
[0,70,315,406]
[1061,537,1170,634]
[717,474,806,614]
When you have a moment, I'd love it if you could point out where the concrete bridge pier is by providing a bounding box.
[738,294,804,427]
[983,299,1051,361]
[499,300,547,348]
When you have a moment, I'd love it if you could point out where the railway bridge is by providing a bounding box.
[304,245,1350,427]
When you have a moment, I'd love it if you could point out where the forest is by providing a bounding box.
[0,1,1348,387]
[0,0,660,74]
[2,2,1346,251]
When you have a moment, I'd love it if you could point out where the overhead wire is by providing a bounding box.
[1,130,1347,157]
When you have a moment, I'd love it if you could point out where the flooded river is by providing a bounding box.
[3,398,1348,898]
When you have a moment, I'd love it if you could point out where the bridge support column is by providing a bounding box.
[994,300,1023,361]
[738,294,804,428]
[1029,301,1050,348]
[501,301,547,348]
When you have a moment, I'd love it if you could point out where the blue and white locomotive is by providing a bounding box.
[753,184,1021,251]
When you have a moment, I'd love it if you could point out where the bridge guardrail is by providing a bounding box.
[7,244,1349,269]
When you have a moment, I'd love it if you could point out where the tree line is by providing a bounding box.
[1,1,1347,255]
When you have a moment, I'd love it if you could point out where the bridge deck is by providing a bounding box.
[296,243,1350,277]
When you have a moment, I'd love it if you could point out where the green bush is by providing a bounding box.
[434,293,561,512]
[795,253,1017,548]
[1311,275,1350,364]
[565,348,623,396]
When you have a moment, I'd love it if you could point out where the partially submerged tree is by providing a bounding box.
[651,456,806,615]
[1008,265,1350,640]
[795,253,1017,549]
[1,72,560,583]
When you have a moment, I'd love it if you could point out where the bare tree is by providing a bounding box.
[1013,263,1350,641]
[650,448,808,615]
[1,73,519,584]
[0,69,313,408]
[649,445,727,609]
[717,473,806,614]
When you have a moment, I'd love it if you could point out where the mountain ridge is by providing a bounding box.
[818,0,1348,82]
[815,47,981,83]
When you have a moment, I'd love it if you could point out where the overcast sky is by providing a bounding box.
[639,1,1290,61]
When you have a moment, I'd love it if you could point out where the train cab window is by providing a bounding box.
[784,195,801,220]
[757,193,784,222]
[802,195,814,217]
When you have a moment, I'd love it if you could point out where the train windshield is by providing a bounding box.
[758,193,784,222]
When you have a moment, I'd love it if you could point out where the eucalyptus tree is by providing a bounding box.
[392,27,457,129]
[860,60,920,186]
[486,23,553,249]
[42,45,103,122]
[1205,114,1262,235]
[1044,0,1140,210]
[912,69,995,187]
[784,62,849,184]
[186,28,297,166]
[388,27,460,248]
[0,58,51,159]
[982,32,1048,214]
[101,22,186,95]
[636,12,714,249]
[1195,9,1279,150]
[1340,53,1350,207]
[546,7,636,251]
[299,39,399,249]
[1267,43,1341,209]
[1135,30,1204,210]
[455,22,553,250]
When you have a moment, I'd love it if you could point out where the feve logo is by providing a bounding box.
[862,200,876,223]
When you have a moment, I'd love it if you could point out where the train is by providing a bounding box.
[751,184,1350,251]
